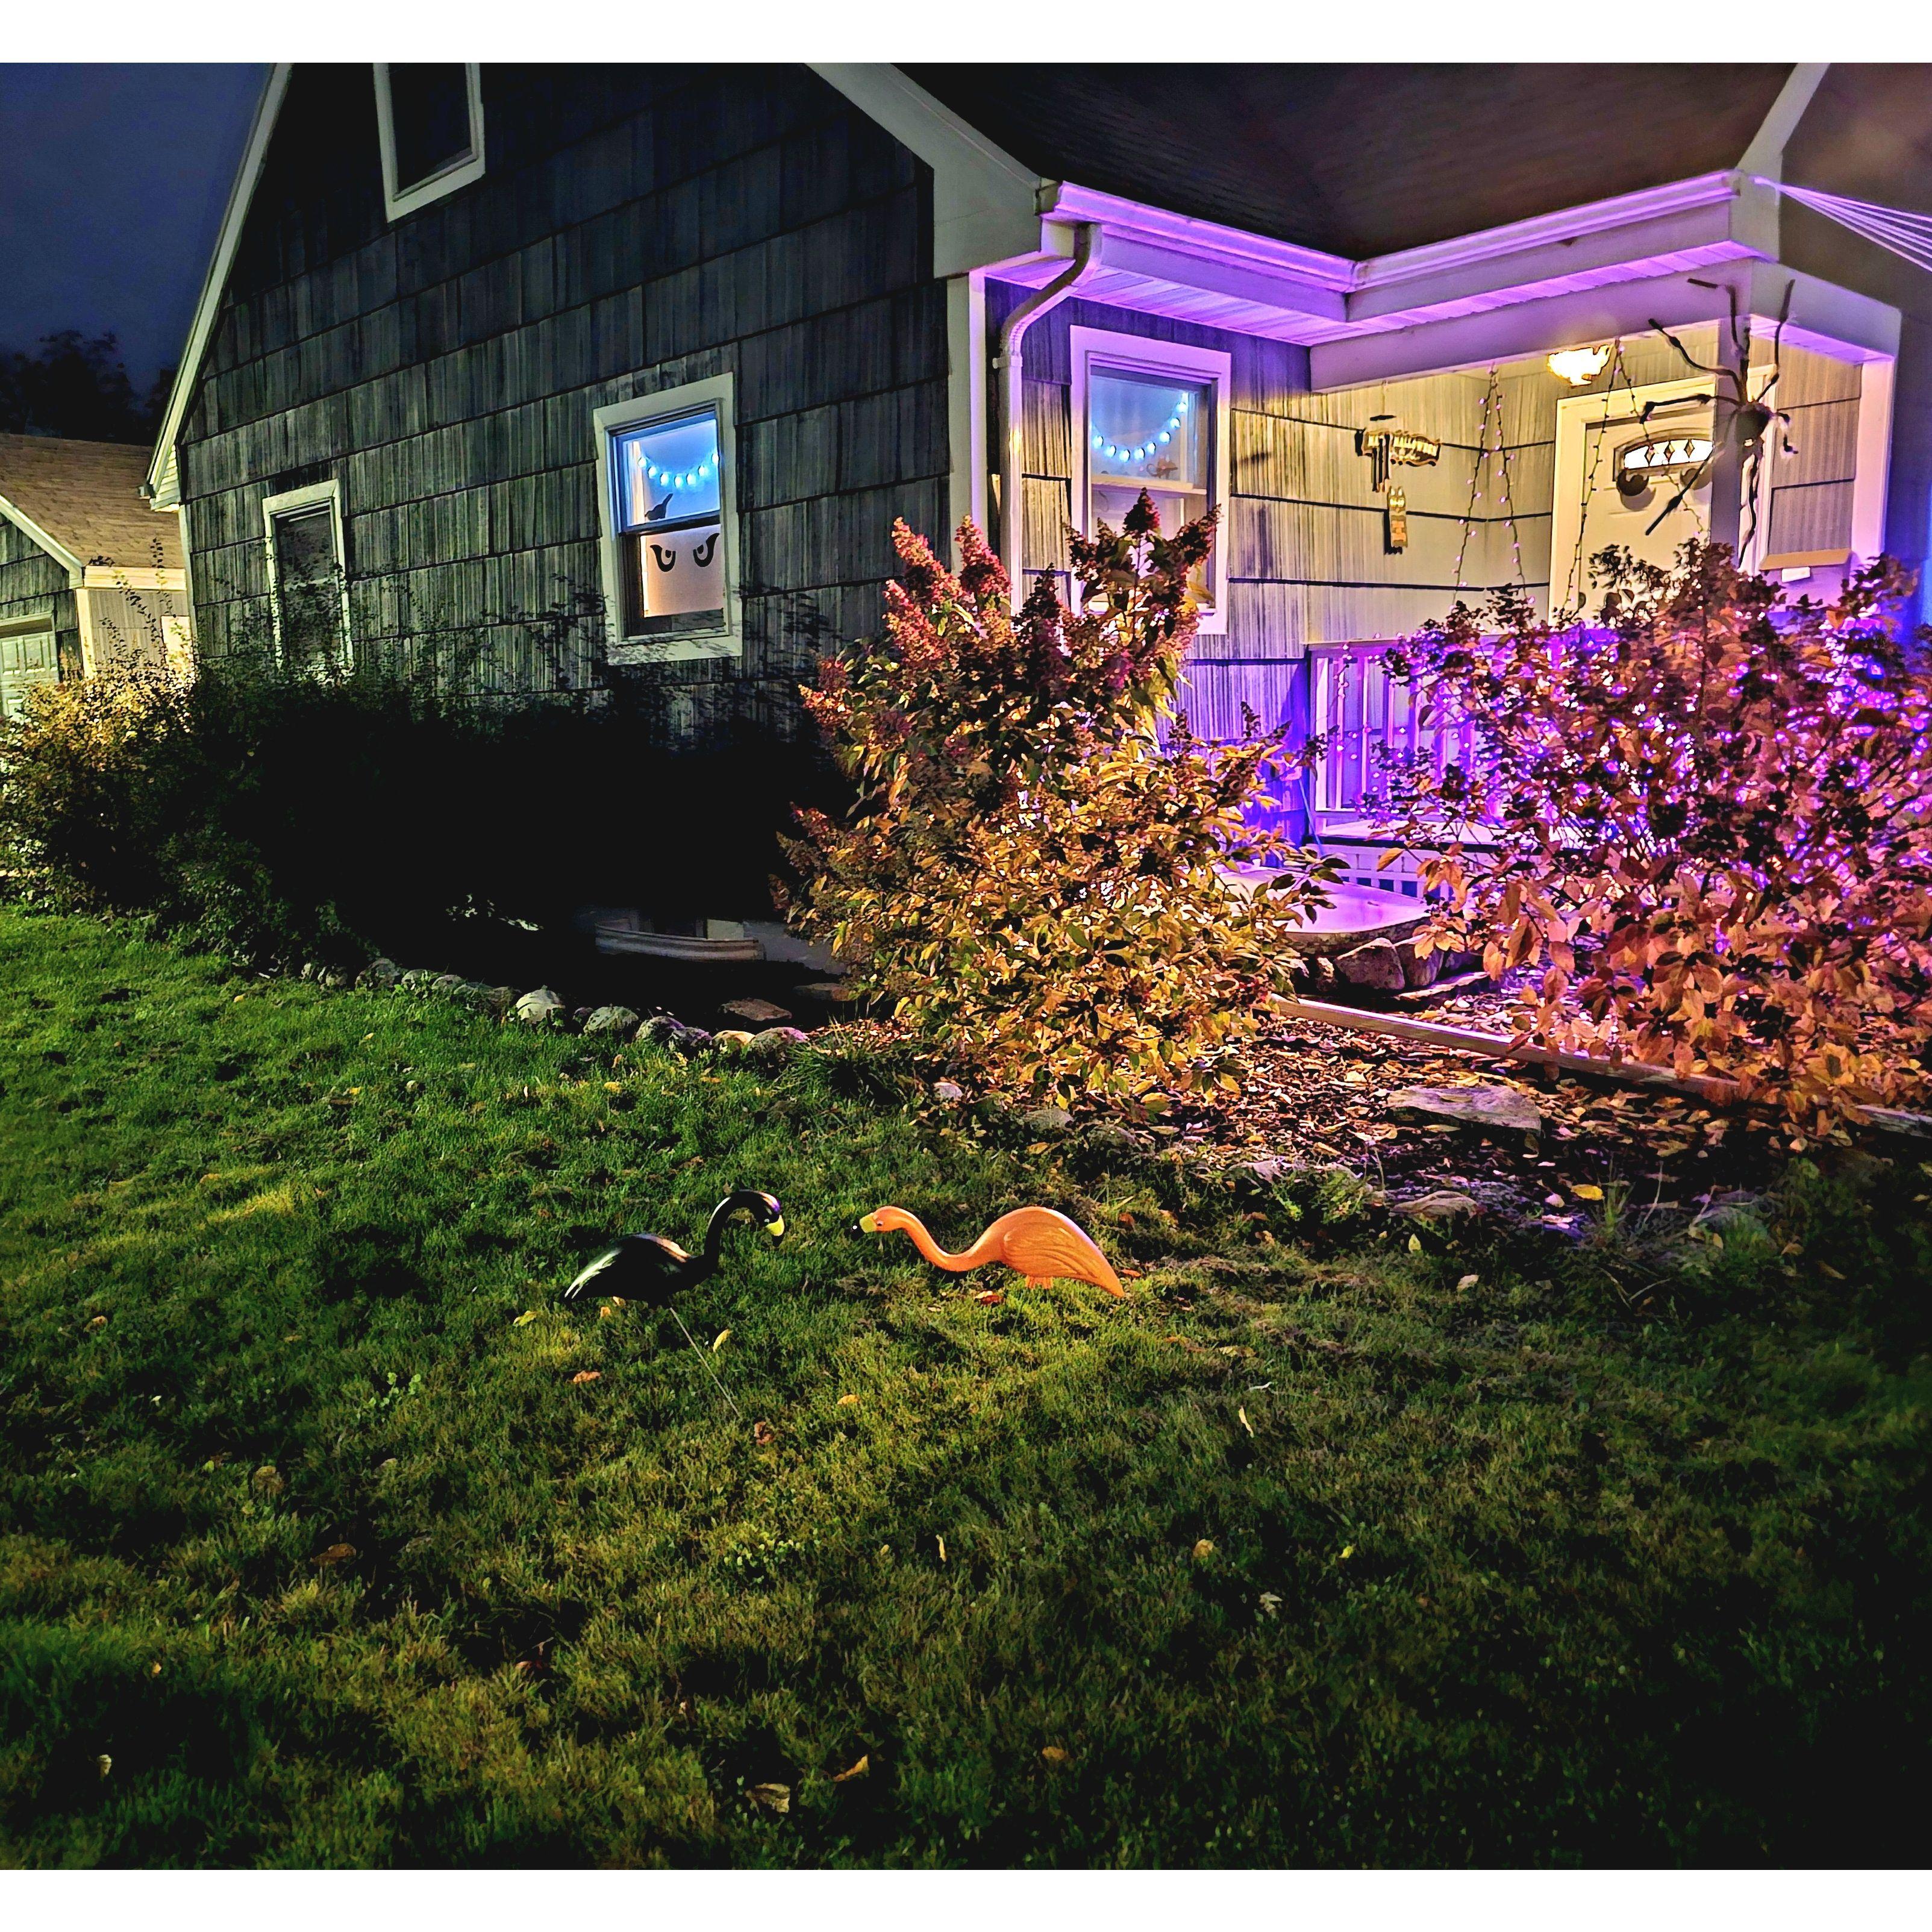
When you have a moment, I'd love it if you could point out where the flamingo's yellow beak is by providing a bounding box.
[766,1216,786,1240]
[858,1211,881,1235]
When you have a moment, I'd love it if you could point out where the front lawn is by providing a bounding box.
[1,909,1928,1866]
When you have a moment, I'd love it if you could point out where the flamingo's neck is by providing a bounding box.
[897,1214,995,1273]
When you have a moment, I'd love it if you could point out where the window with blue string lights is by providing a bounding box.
[609,405,725,637]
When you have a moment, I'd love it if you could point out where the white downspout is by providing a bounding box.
[992,222,1100,605]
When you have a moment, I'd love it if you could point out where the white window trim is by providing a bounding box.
[1069,325,1232,635]
[0,610,57,640]
[373,63,486,223]
[262,480,352,667]
[594,374,742,666]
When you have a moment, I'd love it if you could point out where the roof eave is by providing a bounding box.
[146,63,291,505]
[0,493,86,582]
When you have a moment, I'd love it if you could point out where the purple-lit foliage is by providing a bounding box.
[1380,542,1932,1128]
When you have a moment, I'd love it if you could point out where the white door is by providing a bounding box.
[0,624,58,721]
[1549,376,1726,616]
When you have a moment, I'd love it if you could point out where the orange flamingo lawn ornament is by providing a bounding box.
[857,1205,1126,1297]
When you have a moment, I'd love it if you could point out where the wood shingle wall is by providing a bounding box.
[177,64,949,743]
[0,522,79,680]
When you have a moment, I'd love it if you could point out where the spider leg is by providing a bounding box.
[1645,455,1714,537]
[1647,318,1724,378]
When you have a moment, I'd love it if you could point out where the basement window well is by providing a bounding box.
[374,64,485,219]
[595,375,741,663]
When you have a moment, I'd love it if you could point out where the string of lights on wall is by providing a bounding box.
[1452,367,1529,593]
[1091,393,1190,467]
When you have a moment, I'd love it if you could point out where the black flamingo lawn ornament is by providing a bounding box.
[563,1190,785,1419]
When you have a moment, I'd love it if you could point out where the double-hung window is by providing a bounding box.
[262,481,350,672]
[373,63,485,220]
[1070,327,1231,632]
[594,375,740,661]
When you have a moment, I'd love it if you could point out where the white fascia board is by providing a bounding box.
[1041,182,1355,291]
[1739,63,1830,180]
[146,64,292,504]
[1310,259,1900,392]
[809,63,1043,278]
[0,494,84,581]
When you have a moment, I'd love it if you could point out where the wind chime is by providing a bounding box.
[1355,416,1441,552]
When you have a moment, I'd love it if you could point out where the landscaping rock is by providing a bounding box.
[1393,1189,1485,1221]
[719,996,793,1028]
[670,1026,713,1058]
[1230,1154,1292,1187]
[1388,1083,1543,1137]
[795,980,858,1006]
[713,1029,756,1052]
[514,987,567,1027]
[641,1014,684,1046]
[1334,939,1407,993]
[357,957,402,992]
[931,1080,965,1104]
[431,973,464,998]
[749,1026,809,1060]
[581,1004,640,1038]
[1395,939,1441,989]
[1310,955,1336,992]
[399,969,439,992]
[1021,1105,1075,1137]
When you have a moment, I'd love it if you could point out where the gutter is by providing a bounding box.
[992,220,1100,602]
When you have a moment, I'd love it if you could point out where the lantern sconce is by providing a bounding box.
[1548,344,1613,386]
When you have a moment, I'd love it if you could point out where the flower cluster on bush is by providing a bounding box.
[786,498,1336,1105]
[1379,542,1932,1130]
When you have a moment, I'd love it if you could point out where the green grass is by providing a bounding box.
[1,908,1928,1868]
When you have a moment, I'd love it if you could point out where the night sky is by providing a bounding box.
[0,64,269,389]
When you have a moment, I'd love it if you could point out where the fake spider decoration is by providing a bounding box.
[1636,281,1798,548]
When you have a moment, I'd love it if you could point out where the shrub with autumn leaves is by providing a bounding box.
[786,499,1334,1105]
[1380,542,1932,1130]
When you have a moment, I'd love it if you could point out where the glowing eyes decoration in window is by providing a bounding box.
[612,408,723,533]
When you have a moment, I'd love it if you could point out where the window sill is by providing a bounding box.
[606,633,742,667]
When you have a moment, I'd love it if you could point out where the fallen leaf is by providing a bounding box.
[1339,1543,1355,1561]
[570,1370,601,1385]
[1407,1233,1422,1252]
[937,1535,947,1563]
[1192,1538,1216,1561]
[96,1754,112,1778]
[1455,1273,1480,1293]
[745,1782,791,1814]
[1572,1183,1605,1201]
[148,1662,162,1677]
[753,1419,777,1447]
[1544,1192,1565,1208]
[837,1393,858,1407]
[1040,1745,1069,1765]
[973,1289,1005,1305]
[1237,1407,1254,1436]
[1257,1592,1282,1618]
[604,1081,623,1093]
[513,1310,540,1327]
[1818,1261,1846,1281]
[833,1755,871,1783]
[711,1328,730,1351]
[314,1543,355,1566]
[87,1314,107,1329]
[598,1304,614,1319]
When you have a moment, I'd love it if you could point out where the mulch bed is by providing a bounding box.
[1163,1017,1809,1233]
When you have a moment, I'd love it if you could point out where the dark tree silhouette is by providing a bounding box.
[0,331,170,443]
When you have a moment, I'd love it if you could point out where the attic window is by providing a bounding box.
[374,64,484,220]
[262,482,350,673]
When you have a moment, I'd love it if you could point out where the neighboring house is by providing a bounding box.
[148,63,1932,884]
[0,435,193,719]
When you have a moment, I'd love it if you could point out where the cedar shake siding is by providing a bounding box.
[175,64,949,742]
[0,518,79,681]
